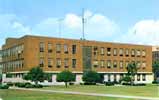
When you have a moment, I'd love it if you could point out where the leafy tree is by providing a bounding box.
[56,70,75,88]
[126,62,138,85]
[0,74,2,83]
[121,75,131,83]
[23,67,45,85]
[82,70,101,84]
[152,61,159,81]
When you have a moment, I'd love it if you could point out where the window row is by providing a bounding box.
[40,42,77,54]
[93,60,146,69]
[94,47,146,57]
[2,44,24,57]
[2,60,24,72]
[39,58,77,68]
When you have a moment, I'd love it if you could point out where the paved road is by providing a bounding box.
[10,87,159,100]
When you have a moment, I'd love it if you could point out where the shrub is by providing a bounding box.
[105,82,114,86]
[84,82,96,85]
[152,80,158,84]
[69,82,74,85]
[7,82,14,86]
[0,84,9,89]
[133,83,146,86]
[25,84,34,88]
[122,82,131,85]
[34,84,43,88]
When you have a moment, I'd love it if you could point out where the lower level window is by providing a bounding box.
[142,74,146,81]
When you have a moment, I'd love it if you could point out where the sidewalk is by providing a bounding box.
[10,87,159,100]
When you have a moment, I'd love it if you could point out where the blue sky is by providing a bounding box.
[0,0,159,47]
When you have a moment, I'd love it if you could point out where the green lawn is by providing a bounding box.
[43,84,159,97]
[0,90,134,100]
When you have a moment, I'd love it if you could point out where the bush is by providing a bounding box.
[152,80,158,84]
[7,82,14,86]
[122,82,131,85]
[133,83,146,86]
[0,84,9,89]
[25,84,34,88]
[80,83,84,85]
[105,82,114,86]
[84,82,96,85]
[69,82,74,85]
[34,84,43,88]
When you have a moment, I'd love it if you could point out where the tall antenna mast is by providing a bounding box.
[82,8,85,40]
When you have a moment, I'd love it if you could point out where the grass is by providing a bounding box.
[0,89,134,100]
[43,84,159,97]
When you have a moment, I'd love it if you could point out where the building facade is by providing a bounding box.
[1,35,153,83]
[152,46,159,62]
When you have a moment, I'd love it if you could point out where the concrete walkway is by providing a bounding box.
[10,87,159,100]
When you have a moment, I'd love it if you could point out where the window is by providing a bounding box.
[72,45,76,54]
[48,43,52,53]
[64,44,68,54]
[40,42,44,52]
[56,44,61,53]
[56,58,61,68]
[137,50,141,57]
[125,49,129,57]
[131,49,135,57]
[119,48,123,56]
[107,60,111,68]
[100,47,104,55]
[114,74,117,82]
[137,61,141,68]
[142,50,146,57]
[119,61,123,69]
[137,74,140,81]
[125,61,129,68]
[64,58,69,68]
[113,48,117,56]
[120,74,123,80]
[113,60,117,68]
[100,60,105,68]
[108,74,111,82]
[93,46,98,55]
[39,58,44,67]
[93,60,98,68]
[142,61,146,69]
[142,74,146,81]
[48,58,53,68]
[107,48,111,56]
[72,59,76,68]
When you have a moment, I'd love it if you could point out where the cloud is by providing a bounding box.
[118,20,159,45]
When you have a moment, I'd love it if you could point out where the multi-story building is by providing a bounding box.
[1,35,153,83]
[152,46,159,62]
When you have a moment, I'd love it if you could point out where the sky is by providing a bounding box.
[0,0,159,47]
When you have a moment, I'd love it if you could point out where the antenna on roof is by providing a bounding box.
[82,8,85,40]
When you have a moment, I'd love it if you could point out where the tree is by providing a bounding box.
[82,70,101,84]
[126,62,138,85]
[56,70,75,88]
[0,74,2,83]
[23,67,45,85]
[152,61,159,81]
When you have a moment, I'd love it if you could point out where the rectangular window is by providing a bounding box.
[64,58,69,68]
[56,44,61,53]
[119,48,123,56]
[107,48,111,56]
[119,61,123,69]
[113,48,117,56]
[64,44,68,54]
[131,49,135,57]
[40,42,44,52]
[93,60,98,68]
[48,58,53,68]
[48,43,52,53]
[39,58,44,67]
[56,58,61,68]
[137,61,141,68]
[142,50,146,57]
[100,47,104,55]
[93,46,98,55]
[113,60,117,68]
[72,45,76,54]
[137,50,141,57]
[125,61,129,67]
[100,60,105,68]
[142,74,146,81]
[72,59,76,68]
[108,74,111,82]
[125,49,129,57]
[107,60,111,68]
[142,61,146,69]
[137,74,140,81]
